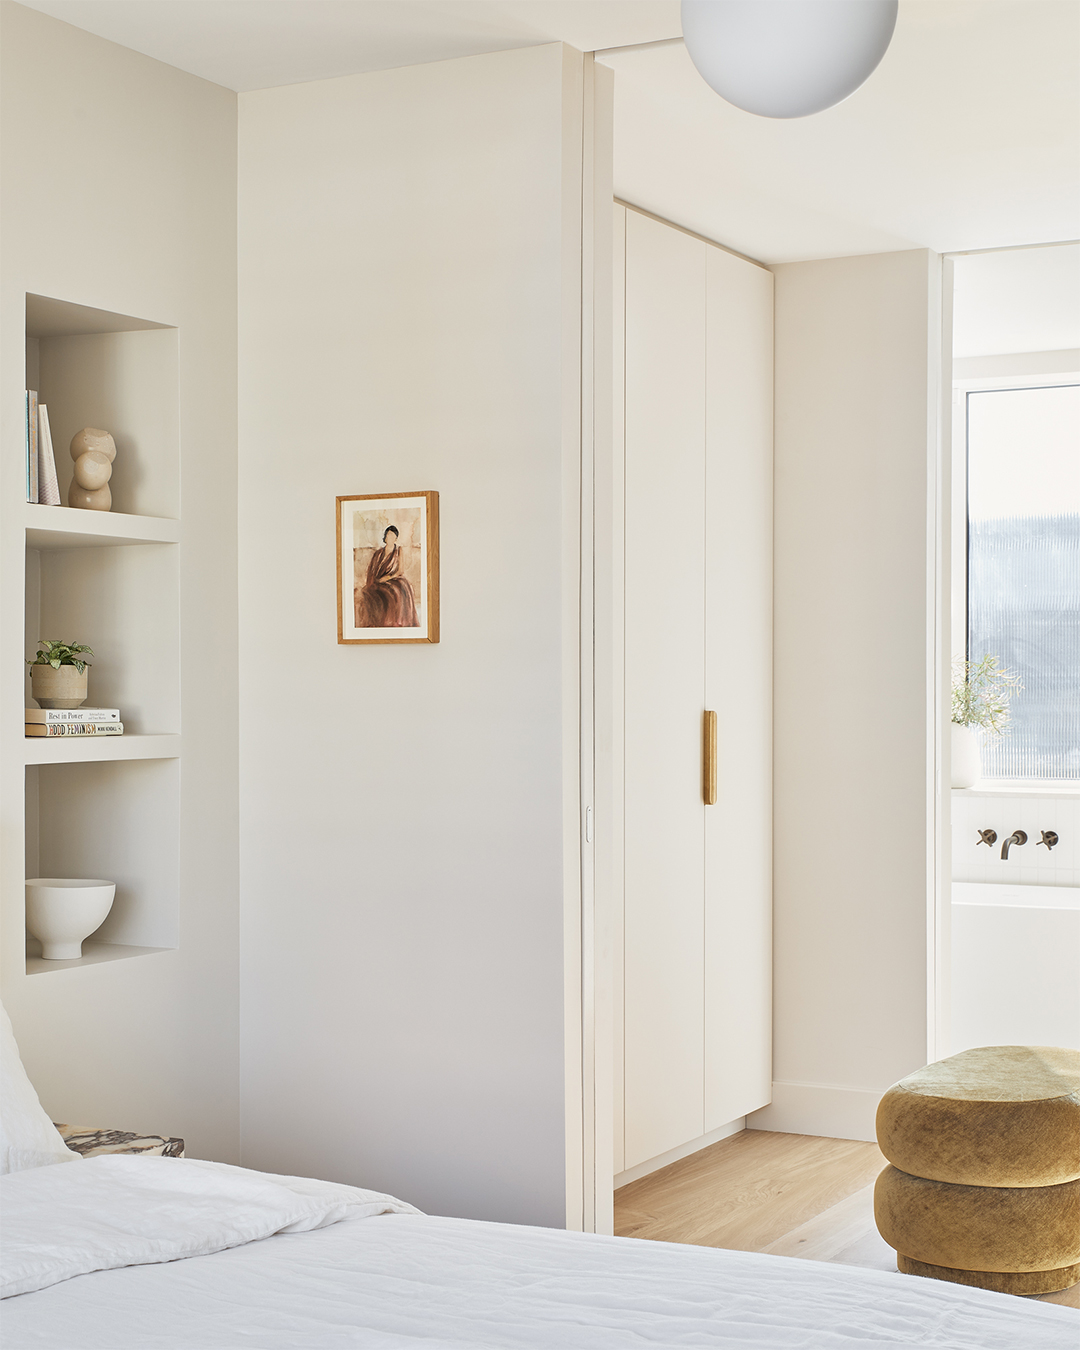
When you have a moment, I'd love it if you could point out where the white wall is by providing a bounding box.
[237,45,591,1227]
[753,250,941,1142]
[951,244,1080,359]
[0,2,239,1157]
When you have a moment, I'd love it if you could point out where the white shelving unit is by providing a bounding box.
[25,942,173,977]
[22,293,181,975]
[23,734,181,767]
[25,502,180,550]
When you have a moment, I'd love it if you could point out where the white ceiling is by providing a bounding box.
[601,1,1080,262]
[16,0,1080,264]
[952,243,1080,359]
[15,1,681,89]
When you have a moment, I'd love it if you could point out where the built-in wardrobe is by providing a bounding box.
[613,204,773,1179]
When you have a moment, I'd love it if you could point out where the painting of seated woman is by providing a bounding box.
[336,492,439,644]
[358,524,419,627]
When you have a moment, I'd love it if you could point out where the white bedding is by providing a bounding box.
[2,1158,1074,1349]
[1,1155,417,1299]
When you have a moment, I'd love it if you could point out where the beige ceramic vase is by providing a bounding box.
[68,428,116,511]
[30,664,88,709]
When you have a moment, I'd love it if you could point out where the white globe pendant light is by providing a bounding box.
[681,0,899,119]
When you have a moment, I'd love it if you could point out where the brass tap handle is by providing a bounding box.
[703,711,717,806]
[977,829,997,847]
[1037,831,1059,850]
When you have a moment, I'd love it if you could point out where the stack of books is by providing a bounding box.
[25,390,61,506]
[26,708,123,738]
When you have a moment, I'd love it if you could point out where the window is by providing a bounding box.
[965,381,1080,780]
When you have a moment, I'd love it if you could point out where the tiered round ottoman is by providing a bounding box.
[874,1045,1080,1295]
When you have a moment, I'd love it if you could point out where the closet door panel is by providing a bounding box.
[623,210,706,1168]
[704,247,773,1130]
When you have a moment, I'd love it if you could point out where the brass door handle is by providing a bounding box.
[703,710,717,805]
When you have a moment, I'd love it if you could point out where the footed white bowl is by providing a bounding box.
[25,878,115,960]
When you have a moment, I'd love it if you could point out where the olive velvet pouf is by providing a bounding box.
[874,1045,1080,1295]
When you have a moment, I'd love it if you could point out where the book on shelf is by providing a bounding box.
[25,707,121,723]
[25,390,38,504]
[37,404,61,506]
[25,722,124,737]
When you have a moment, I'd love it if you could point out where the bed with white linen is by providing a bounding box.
[2,1009,1075,1349]
[2,1154,1076,1350]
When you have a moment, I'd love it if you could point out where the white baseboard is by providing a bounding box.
[746,1081,881,1143]
[614,1117,745,1189]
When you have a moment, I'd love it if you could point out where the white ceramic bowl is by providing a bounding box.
[25,878,116,960]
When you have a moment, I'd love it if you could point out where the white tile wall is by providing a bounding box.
[952,791,1080,886]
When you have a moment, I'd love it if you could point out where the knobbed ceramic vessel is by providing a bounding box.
[68,427,116,511]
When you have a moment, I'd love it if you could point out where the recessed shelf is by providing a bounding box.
[26,293,171,341]
[25,503,179,550]
[25,941,173,976]
[23,734,182,766]
[18,292,183,989]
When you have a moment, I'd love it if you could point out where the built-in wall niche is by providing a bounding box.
[25,294,178,519]
[24,539,179,733]
[25,759,179,975]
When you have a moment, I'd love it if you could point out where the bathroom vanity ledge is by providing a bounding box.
[952,783,1080,800]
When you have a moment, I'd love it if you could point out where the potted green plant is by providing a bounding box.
[27,640,94,710]
[951,654,1022,788]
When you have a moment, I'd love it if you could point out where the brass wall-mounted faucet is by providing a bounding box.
[1000,830,1027,860]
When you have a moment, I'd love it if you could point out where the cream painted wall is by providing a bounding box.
[237,45,590,1227]
[1,0,948,1201]
[0,3,239,1157]
[753,250,942,1142]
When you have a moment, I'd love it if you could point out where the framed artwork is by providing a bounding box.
[336,492,439,644]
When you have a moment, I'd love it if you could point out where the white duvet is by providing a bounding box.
[2,1156,1074,1349]
[0,1155,417,1300]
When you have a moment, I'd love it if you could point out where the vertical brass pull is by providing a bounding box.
[703,710,717,805]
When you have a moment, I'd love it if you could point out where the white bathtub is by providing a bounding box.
[951,882,1080,1053]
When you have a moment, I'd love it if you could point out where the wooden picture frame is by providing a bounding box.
[336,492,439,644]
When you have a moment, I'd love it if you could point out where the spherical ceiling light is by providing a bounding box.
[680,0,899,119]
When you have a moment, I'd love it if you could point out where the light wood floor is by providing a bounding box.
[614,1129,1079,1309]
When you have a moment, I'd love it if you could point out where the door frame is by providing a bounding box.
[564,51,615,1236]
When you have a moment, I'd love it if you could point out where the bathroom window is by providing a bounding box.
[965,381,1080,780]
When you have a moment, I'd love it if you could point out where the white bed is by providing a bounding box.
[2,1010,1074,1349]
[2,1154,1075,1349]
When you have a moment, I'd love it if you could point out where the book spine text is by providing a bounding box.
[25,723,124,737]
[25,708,121,723]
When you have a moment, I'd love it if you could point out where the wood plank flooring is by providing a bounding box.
[614,1128,1079,1309]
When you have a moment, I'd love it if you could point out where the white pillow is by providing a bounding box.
[1,1003,77,1174]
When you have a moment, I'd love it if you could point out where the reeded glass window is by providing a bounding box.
[967,383,1080,780]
